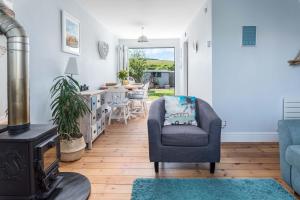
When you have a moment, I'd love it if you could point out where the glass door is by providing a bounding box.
[128,47,175,100]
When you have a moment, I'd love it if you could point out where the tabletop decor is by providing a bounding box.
[117,70,129,85]
[64,57,79,77]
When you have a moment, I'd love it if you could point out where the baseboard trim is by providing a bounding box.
[221,132,278,142]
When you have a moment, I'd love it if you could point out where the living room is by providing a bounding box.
[0,0,300,199]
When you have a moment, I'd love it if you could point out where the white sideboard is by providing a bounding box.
[79,90,108,149]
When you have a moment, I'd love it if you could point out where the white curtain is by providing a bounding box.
[117,45,129,72]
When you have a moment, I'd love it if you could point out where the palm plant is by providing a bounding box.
[50,75,90,140]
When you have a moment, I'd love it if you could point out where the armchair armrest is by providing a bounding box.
[147,98,165,161]
[196,99,222,135]
[278,120,293,150]
[277,120,300,185]
[196,99,221,162]
[278,120,300,163]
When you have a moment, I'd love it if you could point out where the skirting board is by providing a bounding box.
[221,132,278,142]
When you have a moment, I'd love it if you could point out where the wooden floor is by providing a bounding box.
[60,117,297,200]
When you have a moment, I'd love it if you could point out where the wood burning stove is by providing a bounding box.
[0,125,63,200]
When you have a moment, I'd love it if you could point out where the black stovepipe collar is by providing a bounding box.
[8,123,30,135]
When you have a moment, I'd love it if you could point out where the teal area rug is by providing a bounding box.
[131,178,295,200]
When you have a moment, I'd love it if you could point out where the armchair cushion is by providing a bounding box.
[162,125,208,147]
[286,145,300,170]
[164,96,197,126]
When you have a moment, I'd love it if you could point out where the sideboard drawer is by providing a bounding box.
[91,96,97,111]
[91,124,97,140]
[101,94,106,105]
[97,95,101,108]
[91,111,97,124]
[96,108,102,121]
[97,120,102,134]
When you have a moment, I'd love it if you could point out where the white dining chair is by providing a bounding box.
[128,82,150,117]
[128,76,136,84]
[106,86,130,125]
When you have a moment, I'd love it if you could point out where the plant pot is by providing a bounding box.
[60,136,86,162]
[122,80,129,85]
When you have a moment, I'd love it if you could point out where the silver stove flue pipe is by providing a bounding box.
[0,3,30,134]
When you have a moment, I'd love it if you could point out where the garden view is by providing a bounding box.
[128,48,175,100]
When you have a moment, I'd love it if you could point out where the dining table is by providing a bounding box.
[124,83,144,90]
[100,83,144,91]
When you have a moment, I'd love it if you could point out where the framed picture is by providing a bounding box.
[242,26,256,47]
[61,11,80,55]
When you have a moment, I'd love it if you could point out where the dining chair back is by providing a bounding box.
[128,76,136,84]
[106,86,130,125]
[106,86,127,105]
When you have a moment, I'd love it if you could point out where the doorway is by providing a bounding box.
[128,47,175,100]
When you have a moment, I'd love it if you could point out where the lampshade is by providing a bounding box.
[137,27,149,43]
[65,57,79,75]
[138,35,149,43]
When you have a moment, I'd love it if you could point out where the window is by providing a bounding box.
[154,72,162,78]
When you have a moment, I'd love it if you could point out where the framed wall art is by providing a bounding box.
[61,11,80,55]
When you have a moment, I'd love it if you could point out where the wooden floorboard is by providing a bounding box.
[60,117,299,200]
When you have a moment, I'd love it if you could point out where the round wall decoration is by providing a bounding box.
[98,41,109,60]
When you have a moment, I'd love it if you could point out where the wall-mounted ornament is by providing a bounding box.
[98,41,109,60]
[289,51,300,66]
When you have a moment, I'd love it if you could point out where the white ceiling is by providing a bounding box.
[78,0,205,39]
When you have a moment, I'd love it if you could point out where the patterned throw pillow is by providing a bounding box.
[164,96,198,126]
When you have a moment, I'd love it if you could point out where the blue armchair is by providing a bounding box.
[278,120,300,195]
[147,97,222,174]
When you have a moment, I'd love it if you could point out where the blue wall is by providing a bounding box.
[212,0,300,132]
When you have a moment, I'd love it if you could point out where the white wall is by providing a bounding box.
[12,0,118,124]
[181,0,300,142]
[119,39,184,95]
[182,0,212,104]
[0,36,7,119]
[212,0,300,134]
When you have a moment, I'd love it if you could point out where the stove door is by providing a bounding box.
[36,135,60,175]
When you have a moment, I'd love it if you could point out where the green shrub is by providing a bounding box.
[129,52,147,82]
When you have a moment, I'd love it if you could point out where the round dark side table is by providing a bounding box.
[48,172,91,200]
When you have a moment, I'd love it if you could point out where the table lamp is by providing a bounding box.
[65,57,79,77]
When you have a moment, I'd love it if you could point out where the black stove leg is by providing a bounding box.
[210,162,215,174]
[154,162,159,173]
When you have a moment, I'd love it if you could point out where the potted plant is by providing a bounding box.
[50,75,90,162]
[117,70,129,85]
